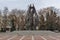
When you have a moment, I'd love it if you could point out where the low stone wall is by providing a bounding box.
[13,30,56,36]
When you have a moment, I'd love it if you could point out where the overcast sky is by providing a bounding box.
[0,0,60,10]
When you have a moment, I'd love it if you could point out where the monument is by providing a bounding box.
[26,4,39,30]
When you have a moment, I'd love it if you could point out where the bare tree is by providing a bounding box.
[39,15,45,30]
[2,7,8,32]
